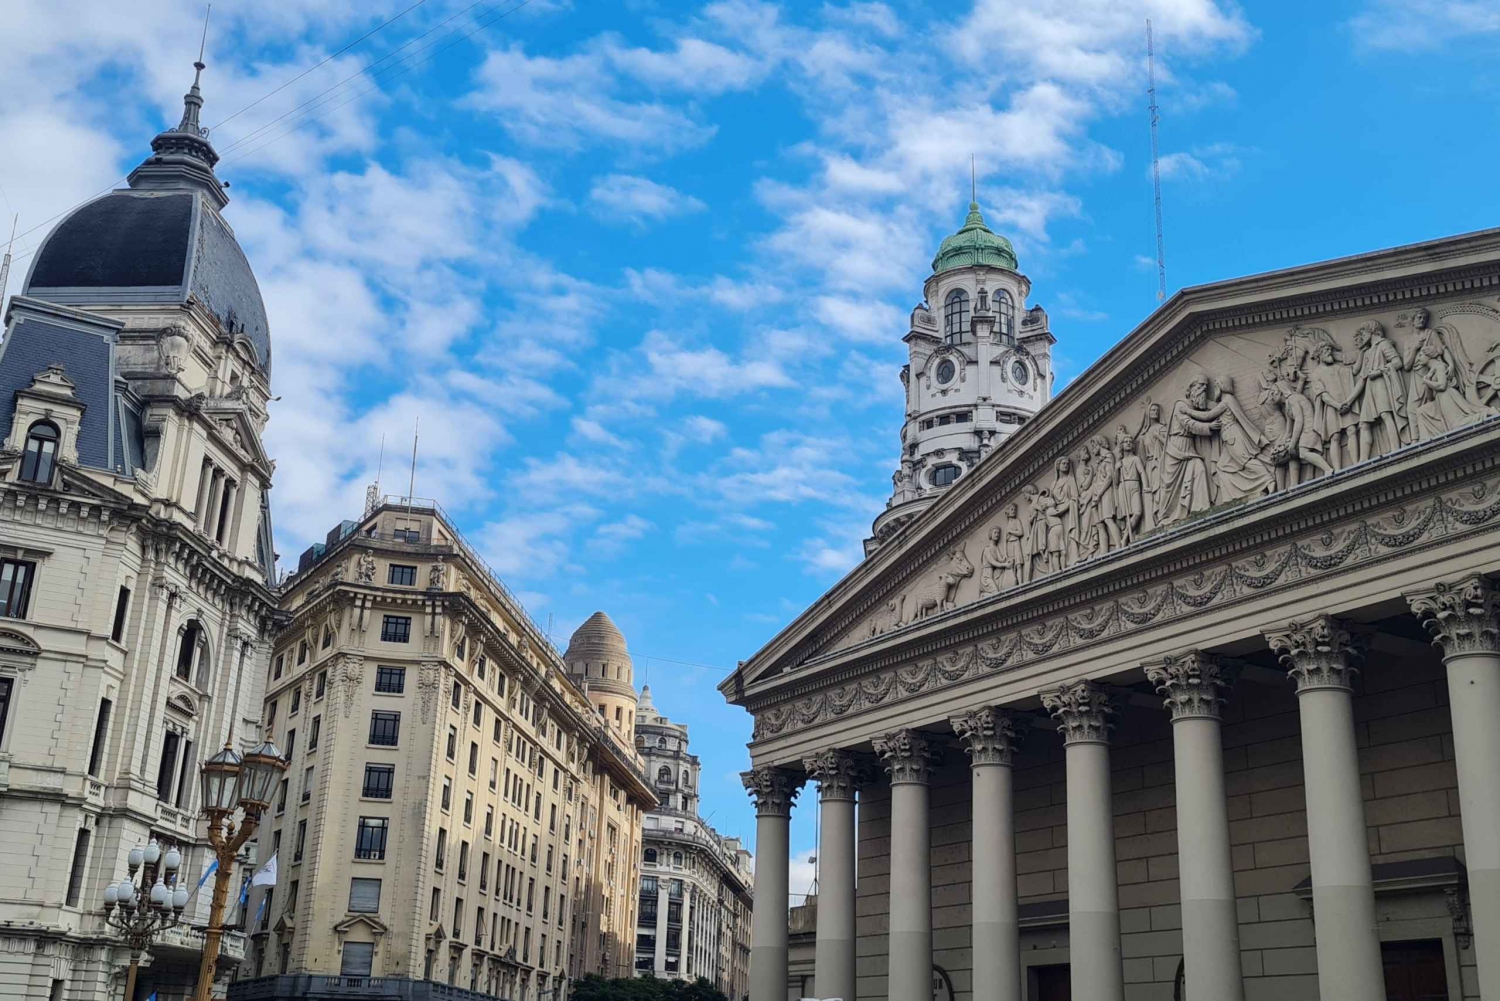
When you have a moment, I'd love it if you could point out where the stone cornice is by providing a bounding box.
[949,706,1024,766]
[1407,574,1500,657]
[740,766,802,817]
[1042,680,1114,746]
[1145,651,1236,721]
[873,728,937,785]
[801,748,871,802]
[1265,614,1364,693]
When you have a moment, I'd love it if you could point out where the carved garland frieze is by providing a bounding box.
[750,470,1500,741]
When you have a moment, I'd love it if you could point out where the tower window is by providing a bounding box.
[935,359,956,385]
[20,422,60,484]
[943,289,970,343]
[931,464,961,487]
[995,289,1015,340]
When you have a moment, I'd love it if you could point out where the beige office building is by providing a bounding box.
[230,497,653,1001]
[728,218,1500,1001]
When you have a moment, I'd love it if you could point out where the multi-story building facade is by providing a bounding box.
[632,687,753,997]
[229,498,653,1001]
[0,63,275,999]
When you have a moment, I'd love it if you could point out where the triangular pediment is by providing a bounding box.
[724,228,1500,700]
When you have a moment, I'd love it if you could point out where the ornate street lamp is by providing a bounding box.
[193,738,286,1001]
[103,838,188,1000]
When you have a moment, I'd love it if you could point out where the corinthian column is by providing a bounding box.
[1042,681,1123,1001]
[803,749,865,1001]
[873,728,936,1001]
[742,766,802,1001]
[950,707,1023,1001]
[1408,576,1500,997]
[1265,616,1382,1001]
[1145,652,1244,1001]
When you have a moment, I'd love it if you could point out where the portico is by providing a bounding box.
[725,227,1500,1000]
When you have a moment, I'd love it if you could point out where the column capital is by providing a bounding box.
[1041,680,1114,745]
[1406,574,1500,657]
[802,749,872,802]
[873,728,937,785]
[1144,651,1236,721]
[949,706,1025,766]
[1265,614,1363,693]
[741,766,803,817]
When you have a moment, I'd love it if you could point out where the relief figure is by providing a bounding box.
[1410,339,1497,441]
[978,527,1006,597]
[1114,432,1149,543]
[1020,484,1049,580]
[1342,321,1409,461]
[905,547,974,621]
[1130,400,1168,521]
[1308,342,1359,471]
[1051,456,1082,566]
[1002,503,1028,586]
[1199,376,1276,503]
[1087,436,1122,555]
[1158,377,1216,525]
[1262,379,1333,485]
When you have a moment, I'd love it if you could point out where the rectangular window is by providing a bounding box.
[88,698,112,777]
[369,711,400,746]
[489,758,498,791]
[0,678,12,748]
[464,793,473,826]
[493,717,502,743]
[484,807,493,837]
[363,763,394,799]
[374,665,405,694]
[155,731,181,801]
[355,817,388,860]
[451,680,462,710]
[442,779,452,812]
[276,778,288,813]
[315,670,327,699]
[458,840,470,881]
[65,827,90,907]
[284,728,296,761]
[472,700,482,728]
[308,715,321,751]
[430,886,441,921]
[480,852,490,892]
[295,819,307,862]
[111,586,131,642]
[453,897,464,940]
[468,742,478,776]
[267,699,277,729]
[0,560,35,619]
[348,877,382,913]
[273,654,284,681]
[297,641,308,665]
[436,828,447,870]
[388,564,417,586]
[445,726,457,760]
[290,687,302,716]
[380,616,411,643]
[341,941,374,977]
[301,765,314,803]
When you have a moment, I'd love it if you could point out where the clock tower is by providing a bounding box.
[867,200,1056,555]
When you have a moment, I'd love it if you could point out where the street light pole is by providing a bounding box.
[103,839,188,1001]
[192,738,287,1001]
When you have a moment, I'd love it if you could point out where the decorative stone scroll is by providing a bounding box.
[949,706,1023,766]
[1041,681,1114,745]
[873,728,937,785]
[740,766,802,817]
[1144,651,1235,721]
[1407,574,1500,657]
[1265,615,1363,693]
[802,749,870,802]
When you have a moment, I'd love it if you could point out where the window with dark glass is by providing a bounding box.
[355,817,389,859]
[0,678,12,747]
[381,616,411,643]
[931,464,961,487]
[20,422,59,483]
[388,564,417,586]
[273,655,284,681]
[88,698,112,777]
[996,288,1015,339]
[297,641,308,665]
[451,680,462,709]
[111,586,131,642]
[446,726,457,760]
[0,559,36,620]
[315,670,327,699]
[369,710,400,746]
[155,731,181,801]
[290,687,301,716]
[308,715,321,751]
[374,666,405,693]
[468,741,478,776]
[295,819,307,861]
[65,827,90,907]
[436,828,448,870]
[944,289,970,343]
[458,841,469,881]
[363,763,394,799]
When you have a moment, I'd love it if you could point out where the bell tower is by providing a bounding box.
[866,200,1057,555]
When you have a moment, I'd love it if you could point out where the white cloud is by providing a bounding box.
[589,514,655,556]
[1349,0,1500,49]
[590,174,706,224]
[571,417,629,448]
[1155,143,1244,183]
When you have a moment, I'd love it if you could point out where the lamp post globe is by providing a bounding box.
[237,739,286,811]
[200,745,243,814]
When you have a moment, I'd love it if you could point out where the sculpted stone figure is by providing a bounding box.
[1159,377,1217,525]
[1410,338,1497,440]
[1115,431,1149,543]
[1200,376,1275,503]
[1307,341,1359,471]
[157,322,190,375]
[905,547,974,621]
[1130,400,1168,522]
[429,557,446,590]
[1262,379,1333,485]
[1342,321,1409,461]
[979,527,1006,597]
[1002,502,1028,586]
[357,551,376,584]
[1020,484,1047,580]
[1051,456,1082,566]
[1085,436,1121,556]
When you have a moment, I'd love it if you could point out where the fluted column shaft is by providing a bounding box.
[874,729,935,1001]
[1043,681,1124,1001]
[952,708,1023,1001]
[742,767,801,1001]
[1267,617,1383,1001]
[1146,653,1244,1001]
[1409,577,1500,998]
[805,749,864,1001]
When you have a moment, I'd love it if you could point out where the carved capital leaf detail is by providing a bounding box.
[801,749,871,802]
[949,706,1024,766]
[873,728,937,785]
[1144,651,1235,721]
[1041,680,1114,745]
[1407,575,1500,657]
[740,766,803,817]
[1265,614,1362,692]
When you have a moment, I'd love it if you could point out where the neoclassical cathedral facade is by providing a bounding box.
[727,218,1500,1001]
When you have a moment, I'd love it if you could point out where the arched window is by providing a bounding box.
[176,621,201,681]
[20,422,59,484]
[944,290,970,343]
[995,289,1015,340]
[644,848,657,864]
[657,765,672,784]
[672,852,683,868]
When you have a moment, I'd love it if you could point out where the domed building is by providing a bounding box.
[0,61,280,998]
[564,611,640,742]
[868,200,1057,554]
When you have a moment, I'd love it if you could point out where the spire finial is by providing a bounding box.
[198,4,212,64]
[176,5,211,135]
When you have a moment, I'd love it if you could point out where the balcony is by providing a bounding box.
[154,924,249,965]
[229,976,516,1001]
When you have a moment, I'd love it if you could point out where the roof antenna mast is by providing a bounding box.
[0,215,17,311]
[1147,19,1167,302]
[971,153,976,203]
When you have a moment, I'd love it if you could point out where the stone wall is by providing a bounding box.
[852,654,1481,1000]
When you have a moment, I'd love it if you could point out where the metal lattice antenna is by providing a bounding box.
[0,215,17,310]
[1147,19,1166,302]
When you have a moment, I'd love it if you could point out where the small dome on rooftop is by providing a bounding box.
[564,611,631,666]
[931,201,1018,276]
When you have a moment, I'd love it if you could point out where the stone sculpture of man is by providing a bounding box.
[1342,321,1408,462]
[1115,431,1149,543]
[1158,377,1217,526]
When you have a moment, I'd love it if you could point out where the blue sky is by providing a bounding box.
[4,0,1500,887]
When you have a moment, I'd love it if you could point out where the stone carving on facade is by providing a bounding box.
[339,654,365,718]
[873,728,936,784]
[417,662,443,723]
[428,557,445,590]
[157,322,191,375]
[900,547,973,623]
[1145,650,1235,720]
[949,706,1023,765]
[356,551,376,584]
[1265,615,1363,692]
[740,766,802,817]
[801,749,868,802]
[1406,574,1500,657]
[1042,680,1114,745]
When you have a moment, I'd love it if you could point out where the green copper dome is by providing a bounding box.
[931,202,1018,275]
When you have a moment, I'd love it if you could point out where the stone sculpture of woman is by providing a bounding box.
[1130,399,1168,520]
[1050,456,1081,568]
[1411,339,1497,440]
